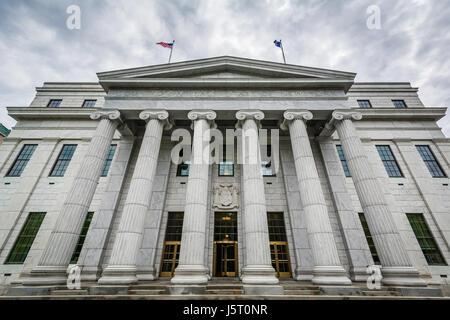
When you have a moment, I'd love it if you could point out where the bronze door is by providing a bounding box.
[159,241,181,277]
[270,241,292,278]
[213,241,238,277]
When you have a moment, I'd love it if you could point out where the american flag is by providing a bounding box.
[156,42,174,48]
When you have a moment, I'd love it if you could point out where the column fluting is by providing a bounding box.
[171,110,216,284]
[282,110,351,285]
[332,110,426,286]
[99,110,171,285]
[237,110,279,285]
[24,110,122,285]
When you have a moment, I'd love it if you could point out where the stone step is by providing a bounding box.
[205,289,243,295]
[362,291,400,297]
[51,289,89,295]
[284,289,320,295]
[128,289,165,295]
[206,285,243,290]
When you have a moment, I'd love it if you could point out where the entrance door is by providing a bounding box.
[159,212,184,277]
[213,241,238,277]
[267,212,292,278]
[270,241,291,278]
[213,212,238,277]
[160,241,180,277]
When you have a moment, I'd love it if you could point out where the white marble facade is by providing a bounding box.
[0,57,449,289]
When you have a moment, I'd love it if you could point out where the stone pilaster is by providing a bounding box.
[99,110,171,285]
[281,110,351,285]
[331,110,426,286]
[236,110,279,287]
[24,110,122,285]
[171,110,216,285]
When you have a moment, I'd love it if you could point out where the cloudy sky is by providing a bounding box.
[0,0,449,135]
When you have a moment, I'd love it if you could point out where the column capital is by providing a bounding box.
[319,110,363,137]
[188,110,217,121]
[139,110,172,130]
[280,110,313,131]
[235,110,264,129]
[332,110,363,121]
[90,110,122,121]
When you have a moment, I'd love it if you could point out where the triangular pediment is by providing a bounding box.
[97,56,356,81]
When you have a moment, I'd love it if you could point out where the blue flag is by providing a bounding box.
[274,40,281,47]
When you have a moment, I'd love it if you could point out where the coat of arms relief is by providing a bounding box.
[212,184,240,210]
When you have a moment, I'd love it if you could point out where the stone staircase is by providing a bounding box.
[1,280,449,299]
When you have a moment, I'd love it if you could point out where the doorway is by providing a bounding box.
[213,212,238,277]
[267,212,292,278]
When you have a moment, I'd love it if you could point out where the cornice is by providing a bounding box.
[7,107,94,120]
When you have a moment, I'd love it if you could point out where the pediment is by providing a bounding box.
[97,56,356,81]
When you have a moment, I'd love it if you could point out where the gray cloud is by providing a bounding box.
[0,0,449,136]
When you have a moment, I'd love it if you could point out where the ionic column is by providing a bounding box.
[332,110,426,286]
[281,110,351,285]
[236,110,279,286]
[99,110,171,285]
[24,110,122,285]
[171,110,216,285]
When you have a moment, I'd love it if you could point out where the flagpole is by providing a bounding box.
[168,40,175,63]
[280,40,286,64]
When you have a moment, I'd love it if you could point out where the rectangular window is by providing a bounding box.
[47,99,62,108]
[406,214,447,266]
[392,100,407,108]
[101,145,117,177]
[376,145,403,177]
[5,213,46,264]
[261,145,275,177]
[82,100,97,108]
[49,145,77,177]
[164,212,184,242]
[6,144,38,177]
[336,145,351,177]
[358,213,381,265]
[219,145,234,176]
[70,212,94,264]
[357,100,372,109]
[416,145,446,178]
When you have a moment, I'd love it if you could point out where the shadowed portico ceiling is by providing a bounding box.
[97,56,356,91]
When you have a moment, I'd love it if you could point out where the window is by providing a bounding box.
[219,145,234,176]
[267,212,288,242]
[70,212,94,264]
[406,214,447,266]
[47,99,62,108]
[82,100,97,108]
[101,145,117,177]
[164,212,184,242]
[357,100,372,109]
[358,213,381,265]
[6,144,38,177]
[5,213,46,264]
[336,145,351,177]
[392,100,407,108]
[376,145,403,177]
[261,145,275,177]
[416,145,446,178]
[176,148,190,177]
[49,145,77,177]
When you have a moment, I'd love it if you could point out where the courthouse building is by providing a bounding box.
[0,56,449,296]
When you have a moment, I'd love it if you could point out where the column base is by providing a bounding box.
[241,265,279,285]
[350,266,370,282]
[381,266,427,287]
[294,266,314,281]
[22,266,68,286]
[170,265,209,284]
[98,265,138,285]
[312,266,352,285]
